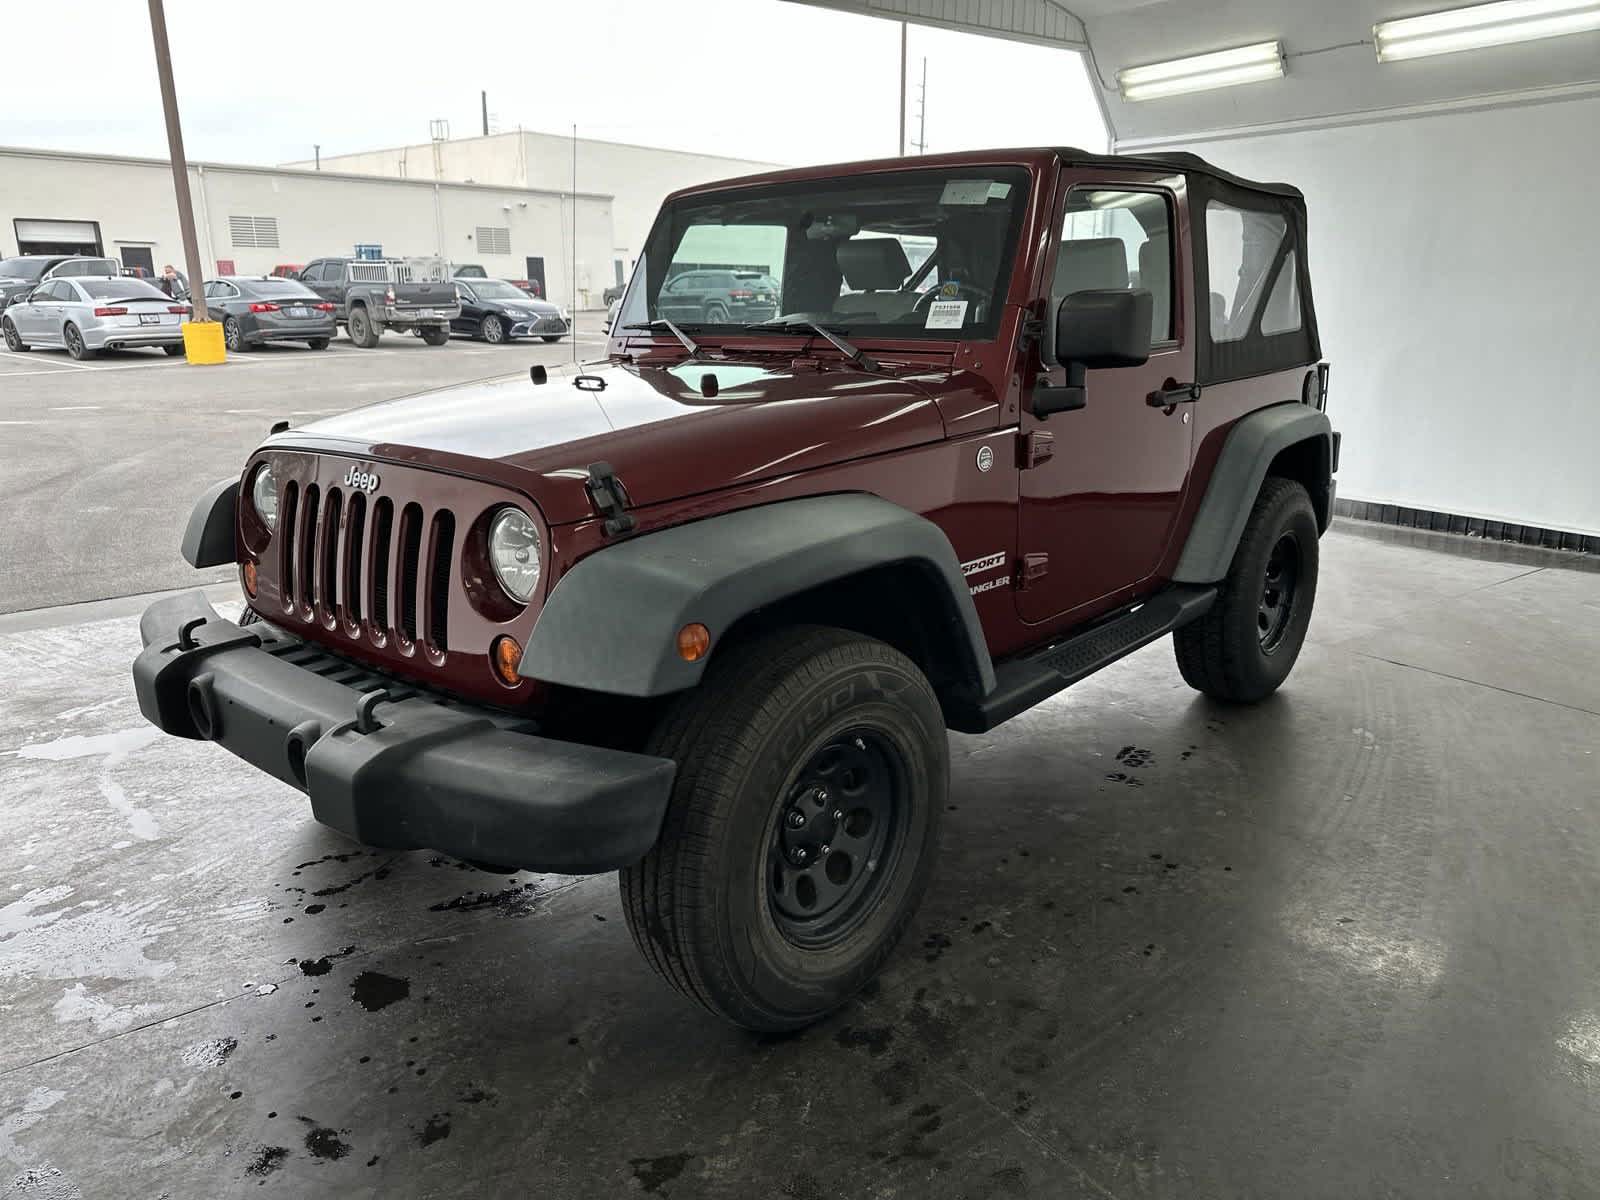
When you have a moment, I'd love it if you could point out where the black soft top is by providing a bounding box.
[1053,146,1306,201]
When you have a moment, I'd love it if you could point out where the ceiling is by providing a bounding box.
[781,0,1600,145]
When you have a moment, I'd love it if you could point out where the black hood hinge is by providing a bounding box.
[585,461,636,536]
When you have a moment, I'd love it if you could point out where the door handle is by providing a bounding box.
[1146,382,1201,407]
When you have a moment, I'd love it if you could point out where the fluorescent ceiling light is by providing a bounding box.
[1375,0,1600,61]
[1117,41,1285,102]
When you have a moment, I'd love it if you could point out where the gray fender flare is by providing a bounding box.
[523,494,996,699]
[181,478,238,568]
[1173,402,1333,584]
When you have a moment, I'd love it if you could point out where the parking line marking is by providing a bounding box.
[49,405,102,411]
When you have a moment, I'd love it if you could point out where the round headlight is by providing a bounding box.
[251,463,278,532]
[488,507,541,603]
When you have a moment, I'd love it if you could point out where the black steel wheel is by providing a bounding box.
[620,625,945,1031]
[1174,475,1319,703]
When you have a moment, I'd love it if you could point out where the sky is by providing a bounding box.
[0,1,1106,171]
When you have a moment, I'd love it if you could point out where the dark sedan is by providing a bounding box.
[201,276,336,351]
[0,255,70,312]
[451,278,569,344]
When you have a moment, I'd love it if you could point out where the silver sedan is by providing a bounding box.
[1,276,189,359]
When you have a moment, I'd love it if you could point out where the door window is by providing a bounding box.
[1057,189,1174,346]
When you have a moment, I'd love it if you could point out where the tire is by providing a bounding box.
[64,323,95,360]
[222,316,249,352]
[704,304,729,326]
[541,335,562,343]
[420,326,450,347]
[347,306,379,348]
[307,338,330,351]
[480,314,505,344]
[620,626,946,1031]
[2,317,27,352]
[1174,476,1319,703]
[162,344,184,357]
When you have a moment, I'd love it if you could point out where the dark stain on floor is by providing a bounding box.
[244,1145,288,1178]
[427,882,541,917]
[834,1026,895,1056]
[629,1152,693,1194]
[310,861,391,898]
[301,1122,351,1161]
[350,971,410,1012]
[1116,745,1155,768]
[296,945,357,977]
[416,1113,452,1146]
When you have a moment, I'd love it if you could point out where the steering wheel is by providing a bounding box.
[911,280,993,318]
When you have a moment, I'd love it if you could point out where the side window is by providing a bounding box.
[1205,202,1289,342]
[37,281,64,301]
[1056,188,1174,345]
[1258,251,1301,336]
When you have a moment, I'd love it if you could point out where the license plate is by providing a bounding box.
[415,308,439,319]
[287,306,309,318]
[139,314,160,325]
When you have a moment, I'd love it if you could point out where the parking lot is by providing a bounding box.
[0,317,610,614]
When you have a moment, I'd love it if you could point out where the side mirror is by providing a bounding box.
[1033,289,1154,418]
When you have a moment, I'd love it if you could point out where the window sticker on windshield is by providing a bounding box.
[940,180,995,206]
[987,181,1012,199]
[925,299,968,329]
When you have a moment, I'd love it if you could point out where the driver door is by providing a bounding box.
[1015,175,1197,627]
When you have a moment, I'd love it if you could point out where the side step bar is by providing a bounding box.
[947,585,1216,734]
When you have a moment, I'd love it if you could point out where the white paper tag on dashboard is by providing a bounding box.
[924,299,968,329]
[939,180,992,206]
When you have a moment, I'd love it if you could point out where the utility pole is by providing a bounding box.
[571,124,578,365]
[313,143,320,170]
[912,57,928,154]
[481,90,489,137]
[146,0,208,323]
[898,22,907,156]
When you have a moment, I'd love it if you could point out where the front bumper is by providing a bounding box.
[509,316,568,338]
[132,591,676,873]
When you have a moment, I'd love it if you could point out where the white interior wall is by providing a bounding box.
[1166,94,1600,536]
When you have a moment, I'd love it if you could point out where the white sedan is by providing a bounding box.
[2,276,190,359]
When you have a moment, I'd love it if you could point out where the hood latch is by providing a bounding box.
[585,461,636,536]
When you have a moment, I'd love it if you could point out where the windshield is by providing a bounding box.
[621,166,1030,341]
[0,258,50,281]
[467,280,534,301]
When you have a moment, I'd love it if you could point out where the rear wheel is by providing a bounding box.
[306,338,330,351]
[620,626,946,1031]
[1174,476,1319,703]
[420,326,450,346]
[480,314,505,344]
[162,344,184,357]
[222,316,248,352]
[347,306,379,348]
[704,303,729,326]
[541,335,562,343]
[2,317,26,352]
[64,323,95,360]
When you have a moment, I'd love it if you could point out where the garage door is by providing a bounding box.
[14,218,102,256]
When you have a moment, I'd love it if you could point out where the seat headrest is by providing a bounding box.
[1054,237,1129,296]
[837,238,912,292]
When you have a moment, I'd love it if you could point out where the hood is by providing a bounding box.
[283,357,948,525]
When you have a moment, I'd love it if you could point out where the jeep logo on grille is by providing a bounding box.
[343,465,380,494]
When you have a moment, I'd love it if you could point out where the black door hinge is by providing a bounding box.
[1017,429,1055,469]
[585,461,636,536]
[1018,552,1049,589]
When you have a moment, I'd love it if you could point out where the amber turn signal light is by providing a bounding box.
[676,623,711,662]
[491,636,524,687]
[241,560,258,597]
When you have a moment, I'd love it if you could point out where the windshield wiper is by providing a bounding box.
[742,318,879,371]
[622,318,700,357]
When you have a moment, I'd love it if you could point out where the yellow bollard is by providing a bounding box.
[181,320,226,364]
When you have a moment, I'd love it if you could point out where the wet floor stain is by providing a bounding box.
[310,862,391,898]
[1105,772,1144,787]
[416,1113,451,1146]
[1116,745,1155,768]
[834,1026,894,1056]
[244,1145,288,1178]
[300,1121,350,1161]
[921,932,953,962]
[294,851,366,871]
[426,883,541,917]
[628,1153,693,1194]
[296,945,357,977]
[178,1036,237,1069]
[350,970,410,1012]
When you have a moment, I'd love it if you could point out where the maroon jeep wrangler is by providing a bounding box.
[135,147,1337,1030]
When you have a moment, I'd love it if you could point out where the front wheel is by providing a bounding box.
[419,326,450,346]
[541,335,562,343]
[480,314,505,344]
[620,626,946,1031]
[162,344,184,357]
[2,317,27,352]
[1174,476,1320,703]
[306,338,330,351]
[64,323,95,360]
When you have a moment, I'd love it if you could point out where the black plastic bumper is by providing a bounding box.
[132,591,676,873]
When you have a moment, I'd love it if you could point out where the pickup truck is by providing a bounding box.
[297,256,459,347]
[136,146,1336,1031]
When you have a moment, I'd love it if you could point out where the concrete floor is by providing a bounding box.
[2,522,1597,1199]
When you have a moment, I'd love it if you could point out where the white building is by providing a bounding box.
[0,145,615,306]
[285,131,784,297]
